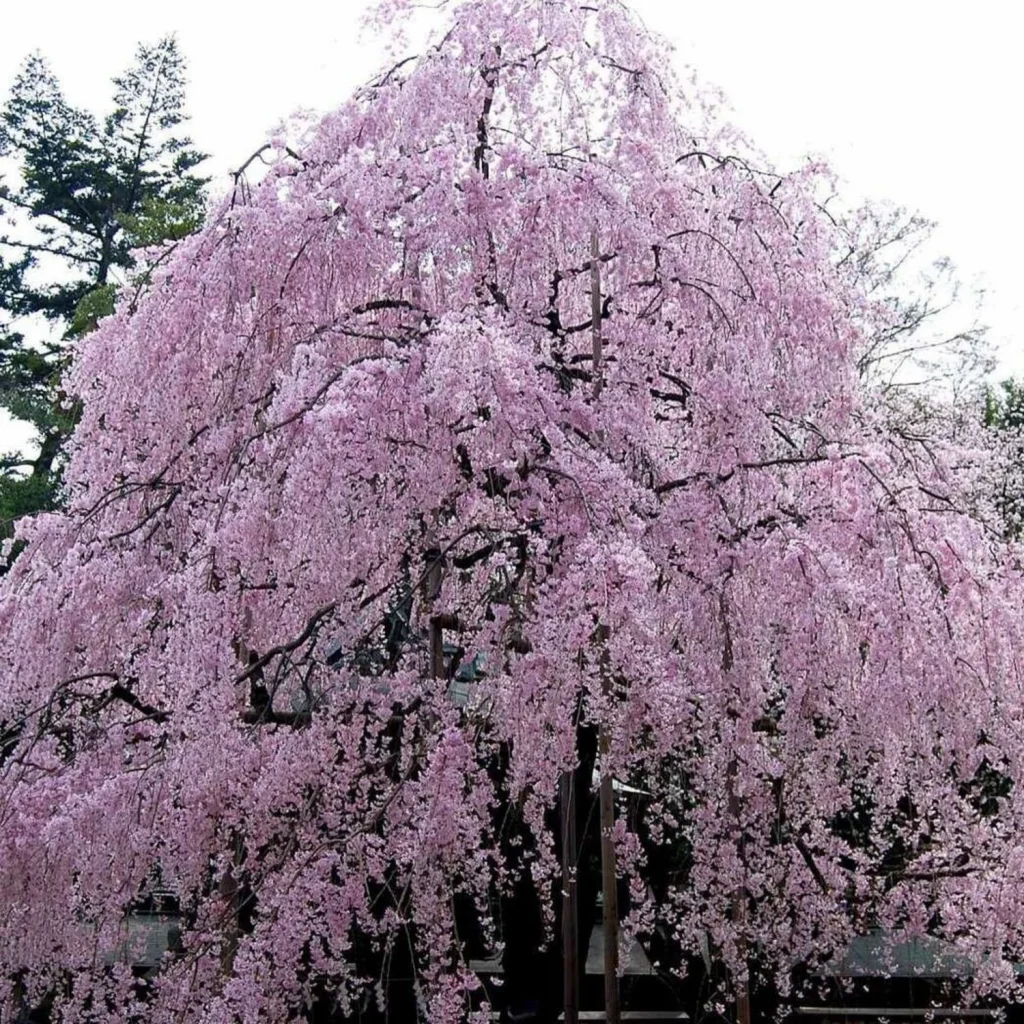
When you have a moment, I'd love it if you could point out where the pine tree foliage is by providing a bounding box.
[0,37,206,530]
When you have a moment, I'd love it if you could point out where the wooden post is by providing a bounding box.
[561,770,579,1024]
[722,589,750,1024]
[425,538,446,684]
[598,735,620,1024]
[590,229,604,400]
[429,617,444,682]
[589,225,620,1024]
[735,963,751,1024]
[219,836,242,977]
[730,829,751,1024]
[728,754,749,1024]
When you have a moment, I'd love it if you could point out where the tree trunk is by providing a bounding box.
[31,429,63,483]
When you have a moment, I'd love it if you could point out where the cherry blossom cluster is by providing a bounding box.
[1,0,1021,1020]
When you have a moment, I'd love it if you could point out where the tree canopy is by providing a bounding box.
[0,36,206,529]
[1,1,1022,1021]
[985,378,1024,538]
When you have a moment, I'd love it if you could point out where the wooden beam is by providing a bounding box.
[792,1010,996,1020]
[558,1013,689,1021]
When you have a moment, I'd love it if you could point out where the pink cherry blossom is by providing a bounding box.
[1,0,1022,1020]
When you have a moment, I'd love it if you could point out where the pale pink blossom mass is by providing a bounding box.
[1,0,1023,1021]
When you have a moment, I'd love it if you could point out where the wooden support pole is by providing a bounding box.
[723,589,749,1024]
[219,836,242,978]
[728,752,750,1024]
[590,229,605,401]
[599,726,620,1024]
[561,769,580,1024]
[590,224,619,1024]
[429,617,445,682]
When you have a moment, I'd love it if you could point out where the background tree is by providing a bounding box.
[984,378,1024,538]
[0,36,206,531]
[1,2,1023,1023]
[840,203,991,396]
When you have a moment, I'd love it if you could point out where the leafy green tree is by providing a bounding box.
[0,36,207,532]
[984,378,1024,538]
[985,379,1024,431]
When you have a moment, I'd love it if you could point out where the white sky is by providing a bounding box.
[1,0,1021,454]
